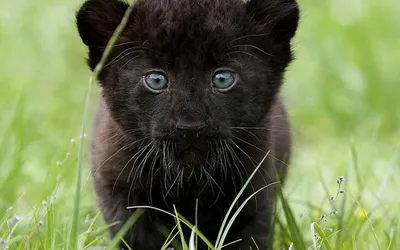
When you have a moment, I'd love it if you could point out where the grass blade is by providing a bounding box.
[348,193,381,250]
[312,222,333,250]
[120,238,133,250]
[218,181,280,248]
[127,205,216,250]
[195,199,198,250]
[311,222,318,249]
[174,205,189,250]
[159,225,180,250]
[335,148,351,248]
[44,204,54,250]
[215,152,270,248]
[107,208,144,250]
[189,226,196,250]
[277,184,306,250]
[67,1,136,249]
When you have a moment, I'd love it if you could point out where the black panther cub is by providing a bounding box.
[76,0,299,249]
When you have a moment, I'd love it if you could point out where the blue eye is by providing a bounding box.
[145,72,168,92]
[212,71,237,91]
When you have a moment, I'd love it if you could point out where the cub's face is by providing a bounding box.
[77,0,298,168]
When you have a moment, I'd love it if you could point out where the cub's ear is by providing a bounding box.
[246,0,299,42]
[76,0,129,48]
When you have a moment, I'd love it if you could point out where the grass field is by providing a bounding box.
[0,0,399,249]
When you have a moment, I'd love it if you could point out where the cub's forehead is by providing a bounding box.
[133,0,246,27]
[126,0,247,67]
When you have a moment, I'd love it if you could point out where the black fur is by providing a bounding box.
[76,0,299,249]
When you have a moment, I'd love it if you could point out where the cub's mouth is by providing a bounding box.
[176,141,208,156]
[170,140,210,170]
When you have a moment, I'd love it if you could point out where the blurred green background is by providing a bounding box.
[0,0,399,249]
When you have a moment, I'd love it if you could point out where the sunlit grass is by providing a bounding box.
[0,0,399,249]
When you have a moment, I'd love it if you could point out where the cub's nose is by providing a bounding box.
[176,123,207,141]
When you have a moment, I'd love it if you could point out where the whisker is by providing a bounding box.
[227,51,269,65]
[231,126,292,132]
[230,126,271,130]
[126,143,152,182]
[233,136,289,188]
[233,135,291,169]
[93,137,146,176]
[162,167,181,200]
[203,161,225,202]
[166,141,176,180]
[112,138,149,196]
[177,167,184,198]
[148,145,160,205]
[218,138,228,183]
[231,128,264,142]
[226,53,243,68]
[227,143,248,187]
[229,139,257,193]
[137,144,156,187]
[230,138,258,164]
[96,40,148,49]
[232,135,267,153]
[117,55,143,73]
[128,143,156,206]
[105,47,147,68]
[228,44,274,57]
[228,33,269,44]
[222,140,237,195]
[157,140,170,199]
[91,128,145,151]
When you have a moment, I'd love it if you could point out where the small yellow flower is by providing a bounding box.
[313,209,323,217]
[354,208,367,219]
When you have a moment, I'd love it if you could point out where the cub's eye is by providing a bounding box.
[144,72,168,92]
[212,70,237,92]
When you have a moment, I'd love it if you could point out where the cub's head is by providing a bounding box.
[76,0,298,174]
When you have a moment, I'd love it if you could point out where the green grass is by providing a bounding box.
[0,0,399,249]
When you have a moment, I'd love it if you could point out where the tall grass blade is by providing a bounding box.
[44,204,54,250]
[277,184,306,250]
[386,227,395,250]
[121,238,133,250]
[215,152,270,248]
[159,225,180,250]
[107,208,144,250]
[335,147,351,248]
[349,193,380,249]
[195,199,199,250]
[312,222,333,250]
[218,181,280,248]
[128,205,216,250]
[221,239,243,249]
[189,226,196,250]
[174,205,189,250]
[67,1,136,249]
[372,145,399,211]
